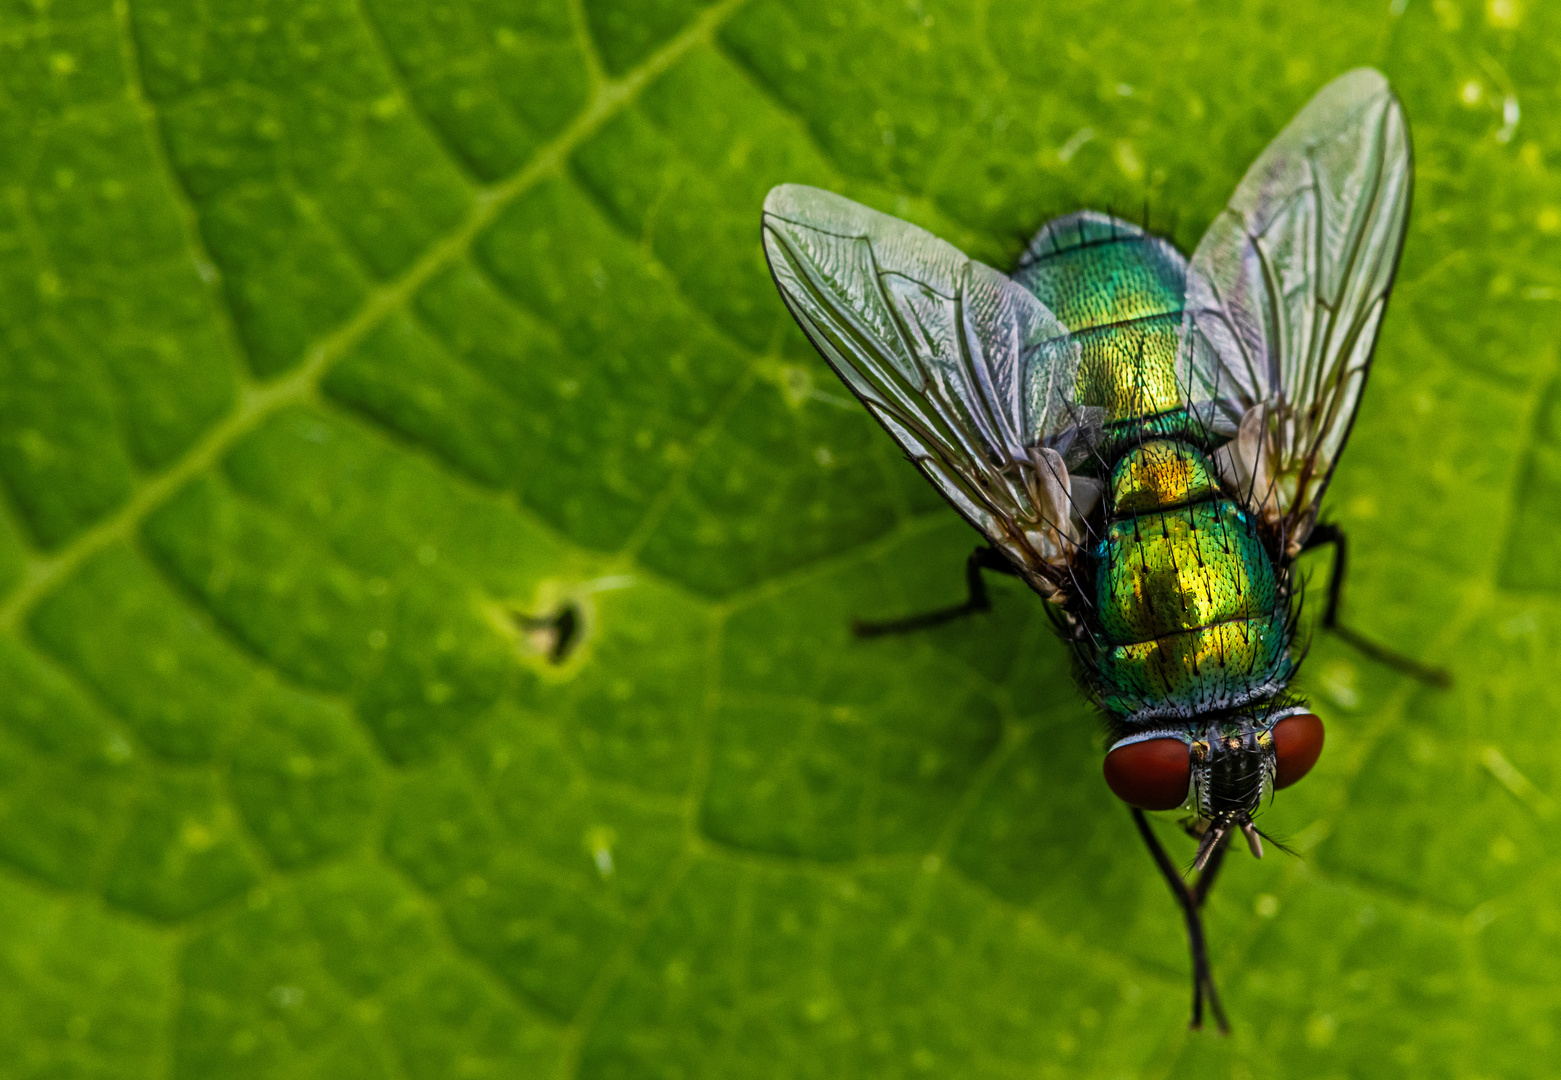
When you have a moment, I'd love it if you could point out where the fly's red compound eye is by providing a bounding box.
[1271,713,1325,789]
[1103,738,1192,810]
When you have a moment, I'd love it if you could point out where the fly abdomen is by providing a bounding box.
[1090,438,1289,717]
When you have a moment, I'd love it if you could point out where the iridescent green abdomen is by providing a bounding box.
[1091,440,1290,718]
[1015,220,1292,720]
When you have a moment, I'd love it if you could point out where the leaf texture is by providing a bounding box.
[0,1,1557,1077]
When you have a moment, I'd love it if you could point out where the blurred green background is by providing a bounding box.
[0,0,1556,1076]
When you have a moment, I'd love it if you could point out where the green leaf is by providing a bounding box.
[0,0,1556,1076]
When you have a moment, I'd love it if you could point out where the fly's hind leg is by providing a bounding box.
[1303,523,1451,688]
[852,546,1019,638]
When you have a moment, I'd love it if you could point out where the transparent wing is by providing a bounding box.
[1183,68,1412,553]
[761,184,1097,589]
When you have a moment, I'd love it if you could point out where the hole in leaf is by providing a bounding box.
[515,604,580,664]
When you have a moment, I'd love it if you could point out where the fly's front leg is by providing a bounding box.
[1131,809,1231,1033]
[1303,523,1451,688]
[852,546,1019,638]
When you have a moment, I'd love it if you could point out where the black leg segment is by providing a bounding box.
[852,546,1020,638]
[1302,523,1451,688]
[1132,809,1231,1034]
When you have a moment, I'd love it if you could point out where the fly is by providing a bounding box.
[760,69,1446,1031]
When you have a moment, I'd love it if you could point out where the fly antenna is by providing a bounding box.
[1239,820,1264,859]
[1251,823,1299,858]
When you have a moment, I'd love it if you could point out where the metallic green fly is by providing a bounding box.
[761,69,1441,1031]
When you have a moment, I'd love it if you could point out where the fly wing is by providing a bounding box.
[1183,68,1412,553]
[761,184,1095,590]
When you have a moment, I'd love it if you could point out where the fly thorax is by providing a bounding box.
[1075,315,1185,421]
[1017,234,1188,423]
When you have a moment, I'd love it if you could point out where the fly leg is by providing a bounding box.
[1303,524,1451,688]
[852,546,1019,637]
[1131,809,1231,1034]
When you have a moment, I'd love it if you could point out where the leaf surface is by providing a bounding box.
[0,0,1557,1076]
